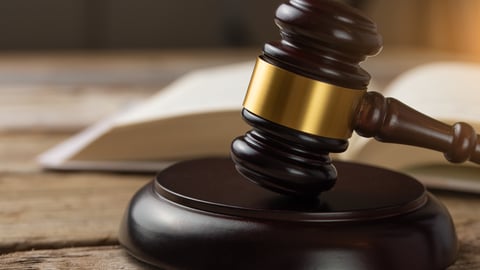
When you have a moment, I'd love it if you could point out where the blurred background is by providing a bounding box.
[1,0,480,132]
[0,0,479,55]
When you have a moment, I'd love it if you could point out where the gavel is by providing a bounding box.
[119,1,461,268]
[231,0,480,198]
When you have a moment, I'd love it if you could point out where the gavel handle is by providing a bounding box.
[355,91,480,164]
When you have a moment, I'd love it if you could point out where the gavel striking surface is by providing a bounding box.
[119,157,458,270]
[120,0,459,268]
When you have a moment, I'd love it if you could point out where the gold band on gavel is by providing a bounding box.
[243,58,366,139]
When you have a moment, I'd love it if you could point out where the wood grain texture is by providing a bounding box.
[438,192,480,269]
[0,51,479,269]
[0,135,478,267]
[0,217,478,270]
[0,246,156,270]
[0,167,150,253]
[0,132,151,253]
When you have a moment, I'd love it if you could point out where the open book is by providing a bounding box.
[38,62,254,172]
[340,62,480,193]
[39,61,480,193]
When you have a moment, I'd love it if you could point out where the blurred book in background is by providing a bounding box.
[39,60,480,194]
[38,62,253,172]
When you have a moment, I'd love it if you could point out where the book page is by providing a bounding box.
[337,61,480,192]
[383,62,480,124]
[343,61,480,162]
[116,61,255,126]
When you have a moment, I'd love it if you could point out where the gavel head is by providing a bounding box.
[231,0,382,198]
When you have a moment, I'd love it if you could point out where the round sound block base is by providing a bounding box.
[119,158,458,270]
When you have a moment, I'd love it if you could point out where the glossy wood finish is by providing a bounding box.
[231,109,345,197]
[355,91,480,164]
[119,1,458,268]
[0,50,478,269]
[232,0,479,197]
[231,0,382,197]
[262,0,382,89]
[119,157,457,270]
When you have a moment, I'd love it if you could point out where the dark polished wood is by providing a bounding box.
[120,1,460,269]
[231,0,382,197]
[355,91,480,164]
[119,158,458,270]
[231,0,479,197]
[231,109,345,198]
[263,0,381,89]
[1,48,479,270]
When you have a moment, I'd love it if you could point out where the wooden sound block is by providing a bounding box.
[119,157,458,270]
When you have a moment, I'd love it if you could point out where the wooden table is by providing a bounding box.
[0,49,478,269]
